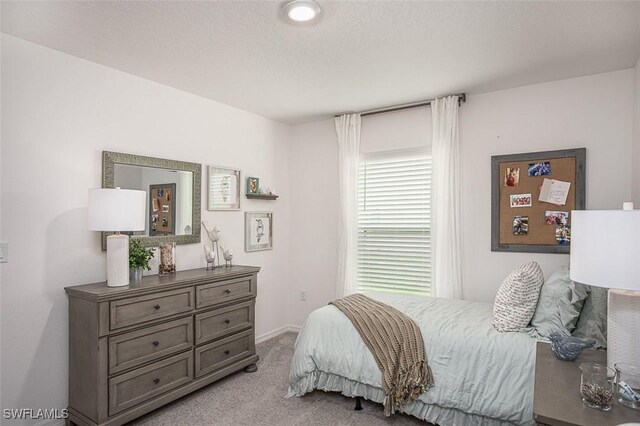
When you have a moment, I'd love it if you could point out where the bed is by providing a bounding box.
[287,292,538,425]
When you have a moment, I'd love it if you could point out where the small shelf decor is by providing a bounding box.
[246,177,260,195]
[245,176,278,200]
[246,194,279,200]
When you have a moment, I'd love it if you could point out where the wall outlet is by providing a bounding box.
[0,241,7,263]
[300,289,307,302]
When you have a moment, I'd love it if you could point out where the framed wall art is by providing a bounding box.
[207,165,240,210]
[245,211,273,252]
[246,177,260,195]
[149,183,176,236]
[491,148,586,253]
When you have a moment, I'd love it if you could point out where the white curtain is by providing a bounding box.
[335,114,361,297]
[431,96,463,299]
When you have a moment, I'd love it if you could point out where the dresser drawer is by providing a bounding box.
[196,276,254,309]
[110,288,194,330]
[195,301,253,345]
[109,351,193,415]
[109,317,193,374]
[194,329,253,378]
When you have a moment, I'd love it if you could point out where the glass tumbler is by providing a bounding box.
[579,362,615,411]
[615,363,640,410]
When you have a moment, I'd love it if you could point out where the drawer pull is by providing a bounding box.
[224,350,230,356]
[224,289,231,294]
[153,378,160,384]
[152,340,160,347]
[154,304,161,310]
[224,319,230,324]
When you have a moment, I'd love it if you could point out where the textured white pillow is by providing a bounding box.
[493,262,544,332]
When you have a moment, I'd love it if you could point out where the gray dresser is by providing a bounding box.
[65,266,260,426]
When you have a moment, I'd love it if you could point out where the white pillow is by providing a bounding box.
[493,262,544,332]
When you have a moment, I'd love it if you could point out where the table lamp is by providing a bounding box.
[88,188,146,287]
[570,202,640,369]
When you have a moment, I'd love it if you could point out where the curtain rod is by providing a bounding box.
[334,93,466,118]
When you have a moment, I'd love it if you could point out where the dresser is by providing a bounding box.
[65,266,260,426]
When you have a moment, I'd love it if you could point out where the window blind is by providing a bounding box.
[357,153,431,296]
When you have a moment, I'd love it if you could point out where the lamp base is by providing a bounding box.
[607,289,640,369]
[106,234,130,287]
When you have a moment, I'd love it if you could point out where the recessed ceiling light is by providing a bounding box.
[283,0,321,23]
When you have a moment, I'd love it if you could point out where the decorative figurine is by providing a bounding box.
[202,221,220,243]
[550,332,596,361]
[220,242,233,267]
[202,221,221,268]
[204,245,216,270]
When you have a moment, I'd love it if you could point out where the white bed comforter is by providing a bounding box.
[288,292,537,425]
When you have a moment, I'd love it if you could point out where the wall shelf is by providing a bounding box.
[246,194,279,200]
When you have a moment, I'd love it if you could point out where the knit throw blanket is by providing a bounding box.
[329,293,433,416]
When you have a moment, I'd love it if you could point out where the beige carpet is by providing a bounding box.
[129,331,428,425]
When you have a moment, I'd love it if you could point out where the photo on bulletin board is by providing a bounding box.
[491,148,585,254]
[149,183,176,236]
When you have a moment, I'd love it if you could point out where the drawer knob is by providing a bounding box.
[224,350,230,356]
[154,304,161,310]
[152,340,160,347]
[153,378,160,384]
[224,319,230,324]
[225,289,231,294]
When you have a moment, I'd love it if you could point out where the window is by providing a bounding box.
[357,151,431,296]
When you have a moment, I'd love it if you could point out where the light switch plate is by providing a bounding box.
[0,241,8,263]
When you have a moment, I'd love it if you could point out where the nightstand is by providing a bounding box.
[533,341,640,425]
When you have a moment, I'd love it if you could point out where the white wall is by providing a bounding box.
[633,58,640,205]
[288,119,338,326]
[1,35,291,423]
[0,16,3,416]
[460,69,633,302]
[289,69,634,324]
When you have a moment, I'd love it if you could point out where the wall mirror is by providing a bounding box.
[102,151,201,250]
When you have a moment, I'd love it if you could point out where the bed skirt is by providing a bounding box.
[287,370,519,426]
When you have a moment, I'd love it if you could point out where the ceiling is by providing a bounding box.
[2,1,640,124]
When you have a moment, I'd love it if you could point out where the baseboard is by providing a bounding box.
[256,324,301,343]
[33,418,65,426]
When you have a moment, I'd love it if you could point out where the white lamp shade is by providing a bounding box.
[88,188,146,232]
[570,209,640,291]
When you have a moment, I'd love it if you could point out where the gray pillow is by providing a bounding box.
[530,265,589,338]
[572,285,608,348]
[493,262,544,333]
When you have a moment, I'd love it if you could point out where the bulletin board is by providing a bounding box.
[491,148,586,253]
[149,183,176,236]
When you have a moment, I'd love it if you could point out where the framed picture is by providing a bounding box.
[245,211,273,252]
[491,148,585,253]
[149,183,176,236]
[207,166,240,210]
[247,177,259,195]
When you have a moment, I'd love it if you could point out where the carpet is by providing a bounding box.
[129,332,428,425]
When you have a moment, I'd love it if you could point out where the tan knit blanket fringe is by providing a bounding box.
[329,293,433,416]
